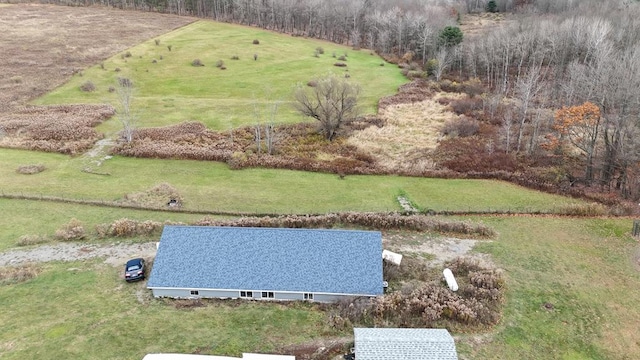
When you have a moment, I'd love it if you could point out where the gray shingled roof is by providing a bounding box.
[147,226,383,296]
[354,328,458,360]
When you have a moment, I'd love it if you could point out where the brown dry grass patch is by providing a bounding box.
[347,91,464,173]
[117,182,184,209]
[0,104,115,154]
[0,264,41,285]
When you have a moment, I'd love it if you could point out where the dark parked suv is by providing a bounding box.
[124,258,146,282]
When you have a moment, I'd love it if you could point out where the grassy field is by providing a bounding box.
[1,217,638,359]
[457,217,640,359]
[1,148,587,215]
[33,20,407,132]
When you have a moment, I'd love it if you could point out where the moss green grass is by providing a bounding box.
[33,20,407,132]
[457,217,640,359]
[0,260,336,359]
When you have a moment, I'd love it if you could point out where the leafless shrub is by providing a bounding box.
[96,218,165,238]
[441,116,480,138]
[167,45,172,51]
[338,55,347,61]
[10,76,23,84]
[154,39,160,45]
[334,62,347,67]
[152,59,157,64]
[117,77,133,88]
[191,59,204,67]
[122,51,132,58]
[54,218,86,241]
[108,86,115,92]
[16,164,46,174]
[114,67,121,72]
[449,97,483,115]
[16,235,49,246]
[0,264,41,285]
[231,55,239,60]
[252,39,260,44]
[80,81,96,92]
[307,80,318,87]
[315,47,324,54]
[215,60,224,68]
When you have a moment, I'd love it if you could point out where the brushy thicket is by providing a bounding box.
[87,213,494,240]
[324,257,504,329]
[0,104,115,154]
[0,264,41,285]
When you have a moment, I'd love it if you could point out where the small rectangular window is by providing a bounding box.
[240,291,253,298]
[190,290,199,295]
[261,291,274,298]
[304,293,314,300]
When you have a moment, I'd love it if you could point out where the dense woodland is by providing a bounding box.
[16,0,640,201]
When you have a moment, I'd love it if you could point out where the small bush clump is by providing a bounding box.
[54,218,86,241]
[191,59,204,67]
[338,55,347,61]
[0,264,41,285]
[80,81,96,92]
[16,164,46,174]
[16,235,49,246]
[252,39,260,44]
[154,39,160,45]
[215,60,224,68]
[96,218,167,238]
[315,47,325,54]
[167,45,173,51]
[231,55,239,60]
[334,62,347,67]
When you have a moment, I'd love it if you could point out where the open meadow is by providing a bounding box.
[1,4,640,360]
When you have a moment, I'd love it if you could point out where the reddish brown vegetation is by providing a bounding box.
[325,257,504,329]
[0,104,115,154]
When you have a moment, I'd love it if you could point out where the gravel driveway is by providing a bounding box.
[0,242,158,267]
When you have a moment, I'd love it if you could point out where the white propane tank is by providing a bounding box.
[443,268,459,292]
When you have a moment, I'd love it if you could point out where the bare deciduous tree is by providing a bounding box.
[115,77,136,143]
[294,75,360,141]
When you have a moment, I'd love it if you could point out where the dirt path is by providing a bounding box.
[0,242,157,267]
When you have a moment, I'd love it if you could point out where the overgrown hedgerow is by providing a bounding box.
[193,213,495,237]
[324,256,504,329]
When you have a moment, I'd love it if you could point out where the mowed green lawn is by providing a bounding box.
[0,259,335,359]
[33,20,407,132]
[0,148,587,216]
[459,217,640,359]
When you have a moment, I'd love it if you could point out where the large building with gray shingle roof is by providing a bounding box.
[353,328,458,360]
[147,226,384,302]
